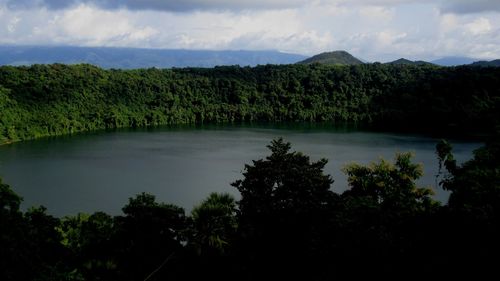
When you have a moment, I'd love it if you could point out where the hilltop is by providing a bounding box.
[297,51,364,65]
[386,58,434,66]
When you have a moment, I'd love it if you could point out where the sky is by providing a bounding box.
[0,0,499,62]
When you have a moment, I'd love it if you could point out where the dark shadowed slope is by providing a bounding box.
[470,59,500,67]
[297,51,364,65]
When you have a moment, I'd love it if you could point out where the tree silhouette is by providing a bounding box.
[190,192,237,256]
[435,137,500,277]
[233,138,335,217]
[232,138,337,279]
[340,153,439,277]
[115,193,187,281]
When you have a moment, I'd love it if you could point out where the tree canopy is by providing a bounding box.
[1,63,499,144]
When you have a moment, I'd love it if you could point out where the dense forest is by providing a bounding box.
[1,137,499,280]
[1,63,500,144]
[1,63,499,279]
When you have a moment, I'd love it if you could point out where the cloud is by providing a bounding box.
[440,0,500,14]
[439,14,459,33]
[227,31,333,55]
[332,0,500,14]
[0,4,159,47]
[58,5,159,46]
[358,6,394,21]
[465,17,492,35]
[4,0,307,12]
[4,0,500,14]
[375,30,407,46]
[7,16,20,33]
[334,0,421,6]
[0,0,499,61]
[5,0,500,15]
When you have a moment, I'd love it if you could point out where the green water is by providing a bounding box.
[0,124,481,216]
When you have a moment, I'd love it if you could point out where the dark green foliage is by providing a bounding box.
[114,193,187,280]
[234,138,335,216]
[340,153,440,277]
[0,180,69,281]
[0,179,25,281]
[190,193,237,256]
[1,137,499,280]
[438,137,500,220]
[343,152,438,213]
[0,177,21,213]
[1,63,500,145]
[434,137,500,277]
[187,193,239,281]
[232,138,338,279]
[58,212,116,281]
[436,139,457,176]
[23,206,68,280]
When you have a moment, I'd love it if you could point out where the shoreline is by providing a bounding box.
[0,121,492,147]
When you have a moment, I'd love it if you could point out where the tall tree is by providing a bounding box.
[190,192,237,256]
[232,138,337,279]
[340,153,439,277]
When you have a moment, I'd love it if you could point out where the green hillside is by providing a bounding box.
[1,63,499,144]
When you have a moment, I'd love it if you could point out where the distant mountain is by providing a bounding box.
[0,46,307,69]
[431,56,477,66]
[386,58,434,66]
[298,51,364,65]
[470,59,500,67]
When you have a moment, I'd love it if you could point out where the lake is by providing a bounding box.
[0,124,481,217]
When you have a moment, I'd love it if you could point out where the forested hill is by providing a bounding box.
[386,58,434,66]
[297,51,364,65]
[1,63,500,144]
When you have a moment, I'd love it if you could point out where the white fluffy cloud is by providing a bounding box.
[0,0,499,61]
[55,5,158,46]
[465,18,492,35]
[0,4,160,47]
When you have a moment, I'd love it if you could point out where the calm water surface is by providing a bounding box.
[0,124,481,216]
